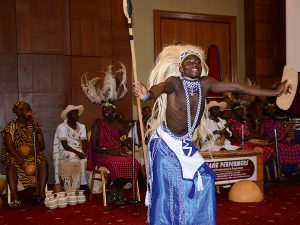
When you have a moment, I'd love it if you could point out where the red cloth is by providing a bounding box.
[263,118,300,165]
[207,45,222,97]
[207,45,222,81]
[228,118,274,162]
[86,119,139,180]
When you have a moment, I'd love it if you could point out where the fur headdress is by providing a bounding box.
[81,62,128,104]
[147,44,208,136]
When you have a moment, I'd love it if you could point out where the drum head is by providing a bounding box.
[248,139,268,146]
[276,65,298,110]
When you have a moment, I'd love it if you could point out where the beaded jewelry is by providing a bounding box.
[182,79,202,139]
[164,79,202,141]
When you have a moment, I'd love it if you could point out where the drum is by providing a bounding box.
[58,162,81,192]
[248,138,268,146]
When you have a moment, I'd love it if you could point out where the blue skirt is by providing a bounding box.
[148,136,216,225]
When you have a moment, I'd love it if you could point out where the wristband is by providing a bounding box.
[141,92,151,101]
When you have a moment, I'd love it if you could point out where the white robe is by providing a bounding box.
[200,117,239,151]
[53,120,87,185]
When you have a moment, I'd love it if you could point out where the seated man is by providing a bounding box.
[228,102,274,163]
[86,101,140,204]
[53,105,87,191]
[1,101,48,207]
[200,101,239,151]
[260,100,300,170]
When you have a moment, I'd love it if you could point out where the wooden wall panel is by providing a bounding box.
[31,17,66,53]
[256,58,273,75]
[245,0,285,89]
[0,13,16,52]
[16,0,31,14]
[16,15,32,53]
[0,53,18,91]
[70,0,112,56]
[0,52,18,134]
[0,0,15,13]
[31,0,65,17]
[255,5,273,22]
[18,54,33,92]
[70,0,111,21]
[256,41,273,58]
[111,22,131,58]
[16,0,67,54]
[255,23,272,40]
[70,19,112,56]
[32,55,65,92]
[160,20,197,47]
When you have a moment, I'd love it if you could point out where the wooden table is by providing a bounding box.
[200,149,264,192]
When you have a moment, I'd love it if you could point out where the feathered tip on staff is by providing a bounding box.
[123,0,132,19]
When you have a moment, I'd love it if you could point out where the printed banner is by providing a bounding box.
[206,156,257,185]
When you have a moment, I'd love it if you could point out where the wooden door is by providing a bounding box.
[154,10,237,82]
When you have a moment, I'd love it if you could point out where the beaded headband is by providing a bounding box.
[178,50,202,66]
[101,102,116,108]
[264,103,276,109]
[233,105,243,110]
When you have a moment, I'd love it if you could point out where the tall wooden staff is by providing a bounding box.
[123,0,149,179]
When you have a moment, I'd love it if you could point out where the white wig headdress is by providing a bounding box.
[81,62,128,104]
[147,44,209,136]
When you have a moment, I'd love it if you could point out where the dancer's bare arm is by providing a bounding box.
[133,77,176,100]
[203,76,287,97]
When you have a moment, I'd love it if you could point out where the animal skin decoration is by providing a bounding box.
[81,63,128,104]
[223,78,257,107]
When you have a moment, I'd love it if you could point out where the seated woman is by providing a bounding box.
[1,101,48,208]
[86,101,140,205]
[200,101,239,151]
[260,100,300,168]
[227,102,274,162]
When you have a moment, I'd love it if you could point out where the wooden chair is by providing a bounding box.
[89,166,141,206]
[87,130,141,206]
[89,166,110,206]
[87,130,113,206]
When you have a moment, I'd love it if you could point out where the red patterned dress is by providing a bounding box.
[228,118,274,162]
[86,119,139,181]
[263,118,300,165]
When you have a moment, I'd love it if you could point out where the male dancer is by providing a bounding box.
[133,44,286,225]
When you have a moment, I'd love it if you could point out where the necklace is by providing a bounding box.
[182,79,200,96]
[164,79,202,141]
[183,79,202,139]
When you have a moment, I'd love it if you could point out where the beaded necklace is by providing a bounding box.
[164,79,202,141]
